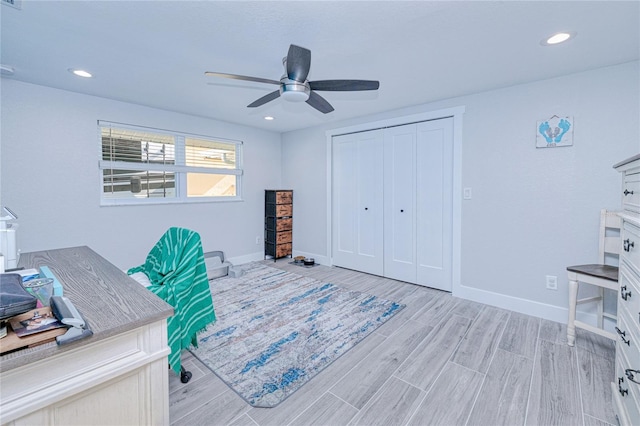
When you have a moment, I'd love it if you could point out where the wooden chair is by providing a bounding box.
[567,209,621,346]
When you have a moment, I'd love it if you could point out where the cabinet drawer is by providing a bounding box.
[265,217,293,232]
[276,191,293,204]
[266,242,292,258]
[276,204,293,217]
[276,231,292,244]
[617,310,640,370]
[622,170,640,213]
[266,230,292,244]
[276,243,292,258]
[266,190,293,205]
[622,222,640,276]
[277,218,293,232]
[619,264,640,327]
[265,203,293,218]
[614,357,640,426]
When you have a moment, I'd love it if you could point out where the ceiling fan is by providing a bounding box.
[205,44,380,114]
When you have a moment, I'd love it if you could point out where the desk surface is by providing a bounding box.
[0,246,173,372]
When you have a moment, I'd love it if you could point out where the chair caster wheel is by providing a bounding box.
[180,370,192,383]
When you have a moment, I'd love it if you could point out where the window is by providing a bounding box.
[99,121,242,205]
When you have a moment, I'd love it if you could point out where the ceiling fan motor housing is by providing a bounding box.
[280,77,310,102]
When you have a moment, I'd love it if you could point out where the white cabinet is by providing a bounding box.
[2,322,170,426]
[612,154,640,426]
[0,247,173,426]
[332,117,453,291]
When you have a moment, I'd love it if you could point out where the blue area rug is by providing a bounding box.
[190,262,404,407]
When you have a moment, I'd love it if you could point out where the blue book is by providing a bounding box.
[38,266,63,296]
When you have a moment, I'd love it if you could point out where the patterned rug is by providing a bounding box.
[190,262,404,407]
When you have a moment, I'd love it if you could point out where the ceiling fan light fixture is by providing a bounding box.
[206,44,379,113]
[280,80,310,102]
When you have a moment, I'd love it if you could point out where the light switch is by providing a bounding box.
[463,188,472,200]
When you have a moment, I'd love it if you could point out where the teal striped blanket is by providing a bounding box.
[129,227,216,374]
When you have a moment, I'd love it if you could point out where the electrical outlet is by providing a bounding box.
[463,188,472,200]
[256,236,262,245]
[546,275,558,290]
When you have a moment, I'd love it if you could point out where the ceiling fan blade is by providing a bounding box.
[247,90,281,108]
[309,80,380,91]
[205,72,280,86]
[286,44,311,83]
[306,91,334,114]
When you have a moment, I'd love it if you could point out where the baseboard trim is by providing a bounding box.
[454,284,612,328]
[455,284,577,324]
[227,252,264,266]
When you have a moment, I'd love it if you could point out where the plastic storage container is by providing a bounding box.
[204,251,232,280]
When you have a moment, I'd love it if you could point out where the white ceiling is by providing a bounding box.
[1,1,638,133]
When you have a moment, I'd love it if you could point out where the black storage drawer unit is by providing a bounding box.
[265,190,293,260]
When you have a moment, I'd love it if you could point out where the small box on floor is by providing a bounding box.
[228,266,244,278]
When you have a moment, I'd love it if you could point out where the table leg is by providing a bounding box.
[567,278,578,346]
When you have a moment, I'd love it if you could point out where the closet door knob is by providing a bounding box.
[624,189,634,196]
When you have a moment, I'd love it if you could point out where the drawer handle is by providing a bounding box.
[364,207,368,210]
[626,369,640,385]
[621,285,632,301]
[616,327,631,345]
[619,377,629,396]
[624,189,635,196]
[624,239,635,252]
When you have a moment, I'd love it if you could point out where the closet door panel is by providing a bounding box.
[357,140,379,258]
[384,125,417,283]
[332,131,383,275]
[416,118,453,291]
[334,141,357,256]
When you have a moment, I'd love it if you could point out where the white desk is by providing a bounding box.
[0,246,173,425]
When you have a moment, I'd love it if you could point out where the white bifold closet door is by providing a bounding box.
[383,124,417,283]
[331,130,384,276]
[331,117,453,291]
[383,118,453,290]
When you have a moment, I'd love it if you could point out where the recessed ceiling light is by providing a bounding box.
[264,116,275,121]
[541,32,576,46]
[68,68,93,78]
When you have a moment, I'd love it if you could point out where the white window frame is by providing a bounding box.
[98,121,243,206]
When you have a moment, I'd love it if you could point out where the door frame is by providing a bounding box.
[325,105,465,294]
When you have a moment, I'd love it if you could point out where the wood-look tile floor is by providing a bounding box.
[168,260,617,426]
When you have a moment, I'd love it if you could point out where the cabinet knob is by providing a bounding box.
[616,327,631,345]
[621,285,632,301]
[624,189,635,196]
[624,239,635,252]
[619,377,629,396]
[365,207,368,210]
[626,369,640,385]
[400,209,404,213]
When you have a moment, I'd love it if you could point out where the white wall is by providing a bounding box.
[0,80,282,270]
[281,61,640,322]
